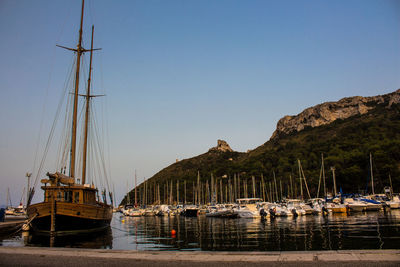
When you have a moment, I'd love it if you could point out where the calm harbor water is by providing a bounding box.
[1,210,400,251]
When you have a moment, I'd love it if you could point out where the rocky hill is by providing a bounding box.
[271,89,400,139]
[121,89,400,205]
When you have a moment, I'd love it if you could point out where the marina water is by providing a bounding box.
[1,210,400,251]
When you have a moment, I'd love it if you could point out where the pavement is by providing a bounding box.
[0,247,399,266]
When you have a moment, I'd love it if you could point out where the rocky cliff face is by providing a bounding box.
[271,89,400,139]
[209,139,234,152]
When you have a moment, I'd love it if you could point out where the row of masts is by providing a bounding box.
[127,153,382,207]
[127,157,340,206]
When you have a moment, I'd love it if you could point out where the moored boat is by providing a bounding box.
[344,198,366,212]
[387,196,400,209]
[235,198,262,218]
[327,201,347,213]
[206,205,237,218]
[26,0,113,235]
[359,198,382,211]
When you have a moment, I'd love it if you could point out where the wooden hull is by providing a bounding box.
[27,201,112,235]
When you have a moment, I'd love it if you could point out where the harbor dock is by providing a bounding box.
[0,247,399,266]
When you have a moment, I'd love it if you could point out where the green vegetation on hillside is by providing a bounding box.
[121,103,400,205]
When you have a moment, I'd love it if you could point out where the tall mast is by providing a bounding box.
[6,188,9,208]
[331,166,337,196]
[82,25,94,184]
[69,0,85,178]
[370,153,375,195]
[135,170,137,206]
[273,171,278,201]
[322,153,326,198]
[298,160,303,200]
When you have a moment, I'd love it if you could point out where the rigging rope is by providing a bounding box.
[30,56,76,205]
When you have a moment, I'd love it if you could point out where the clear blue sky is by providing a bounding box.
[0,0,399,205]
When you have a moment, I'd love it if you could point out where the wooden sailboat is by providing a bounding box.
[26,0,112,235]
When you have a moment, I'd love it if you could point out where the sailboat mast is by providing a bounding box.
[298,160,303,200]
[6,188,10,208]
[135,170,137,206]
[70,0,85,178]
[322,153,326,198]
[331,166,337,196]
[370,153,375,195]
[82,25,94,184]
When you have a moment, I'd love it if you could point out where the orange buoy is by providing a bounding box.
[171,229,176,235]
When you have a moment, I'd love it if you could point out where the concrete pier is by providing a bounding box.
[0,247,399,266]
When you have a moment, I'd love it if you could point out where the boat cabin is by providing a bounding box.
[41,172,98,205]
[42,185,97,204]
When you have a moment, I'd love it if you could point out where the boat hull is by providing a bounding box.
[365,204,382,211]
[328,205,348,213]
[27,201,112,235]
[389,202,400,209]
[181,208,198,217]
[206,210,238,218]
[347,204,366,212]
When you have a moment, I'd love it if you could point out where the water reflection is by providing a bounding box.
[1,210,400,251]
[112,210,400,251]
[21,227,113,249]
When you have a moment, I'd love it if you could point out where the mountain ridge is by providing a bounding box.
[271,89,400,140]
[121,89,400,205]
